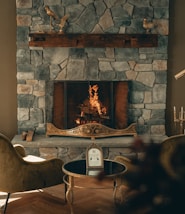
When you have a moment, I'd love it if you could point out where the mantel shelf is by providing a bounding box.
[29,33,158,48]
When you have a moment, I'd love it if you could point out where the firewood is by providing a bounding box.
[26,130,35,142]
[21,131,27,141]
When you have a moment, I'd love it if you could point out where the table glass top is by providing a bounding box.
[63,159,126,177]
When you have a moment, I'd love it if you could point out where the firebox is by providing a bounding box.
[52,81,129,130]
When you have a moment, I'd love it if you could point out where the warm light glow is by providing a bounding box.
[89,84,103,115]
[75,84,109,126]
[174,69,185,80]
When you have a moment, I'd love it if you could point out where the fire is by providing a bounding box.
[75,84,109,125]
[89,84,103,115]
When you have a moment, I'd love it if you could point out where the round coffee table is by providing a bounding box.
[62,159,126,214]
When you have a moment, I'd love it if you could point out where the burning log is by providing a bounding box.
[76,84,109,126]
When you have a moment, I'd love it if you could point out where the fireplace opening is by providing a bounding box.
[53,81,129,130]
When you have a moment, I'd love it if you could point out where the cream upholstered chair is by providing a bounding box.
[0,133,64,213]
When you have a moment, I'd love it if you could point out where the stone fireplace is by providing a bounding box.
[14,0,169,160]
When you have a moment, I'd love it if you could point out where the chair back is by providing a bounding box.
[160,134,185,181]
[0,133,25,192]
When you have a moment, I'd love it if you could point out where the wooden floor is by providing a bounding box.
[0,177,122,214]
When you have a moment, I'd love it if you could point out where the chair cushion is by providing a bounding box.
[23,155,45,162]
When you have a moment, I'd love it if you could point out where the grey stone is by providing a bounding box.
[44,0,61,5]
[94,1,106,17]
[151,0,169,8]
[104,0,126,8]
[126,19,143,33]
[128,0,150,7]
[50,64,61,80]
[111,5,130,18]
[86,48,105,58]
[43,48,69,64]
[136,124,150,135]
[33,0,43,9]
[17,94,35,108]
[153,84,166,103]
[76,4,98,32]
[50,65,61,80]
[155,71,167,84]
[62,0,78,6]
[17,27,29,43]
[31,50,43,66]
[30,108,44,123]
[99,71,116,80]
[131,91,144,104]
[66,4,85,22]
[79,0,93,6]
[111,6,131,27]
[116,71,127,80]
[154,8,169,19]
[69,48,86,58]
[115,48,139,60]
[35,65,50,80]
[131,81,149,91]
[17,63,35,72]
[86,58,99,80]
[151,109,165,119]
[133,7,154,19]
[66,59,85,80]
[67,23,85,33]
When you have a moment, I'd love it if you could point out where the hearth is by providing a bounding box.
[52,81,129,130]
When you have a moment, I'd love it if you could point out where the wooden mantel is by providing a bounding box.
[29,33,158,48]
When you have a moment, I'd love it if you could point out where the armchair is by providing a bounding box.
[0,133,64,213]
[114,134,185,214]
[160,134,185,182]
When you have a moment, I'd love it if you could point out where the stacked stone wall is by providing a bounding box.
[16,0,169,136]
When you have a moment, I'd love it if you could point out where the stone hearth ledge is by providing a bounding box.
[12,135,135,148]
[11,135,167,162]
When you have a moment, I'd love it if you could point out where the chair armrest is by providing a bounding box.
[14,144,26,157]
[114,155,138,172]
[20,158,64,191]
[14,144,45,161]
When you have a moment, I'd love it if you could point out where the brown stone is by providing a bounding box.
[17,15,31,26]
[16,0,32,8]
